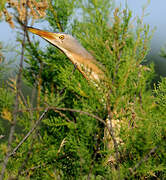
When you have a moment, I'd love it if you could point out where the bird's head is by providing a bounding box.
[27,27,87,56]
[27,27,105,81]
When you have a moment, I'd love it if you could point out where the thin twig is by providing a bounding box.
[20,165,42,176]
[55,107,107,126]
[9,108,48,157]
[0,2,28,179]
[129,146,158,175]
[37,61,43,118]
[18,89,28,107]
[17,106,107,127]
[48,0,63,32]
[20,106,115,144]
[53,109,72,122]
[16,136,36,179]
[16,106,114,138]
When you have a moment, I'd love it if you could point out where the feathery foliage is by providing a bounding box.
[0,0,165,179]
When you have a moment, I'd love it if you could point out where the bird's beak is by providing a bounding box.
[27,27,58,43]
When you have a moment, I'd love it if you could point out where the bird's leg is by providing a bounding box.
[74,63,77,69]
[103,92,123,166]
[104,118,123,166]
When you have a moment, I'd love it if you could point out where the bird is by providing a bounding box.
[27,27,120,164]
[27,27,105,82]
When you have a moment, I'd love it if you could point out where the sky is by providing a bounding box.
[116,0,166,75]
[117,0,166,53]
[0,0,166,74]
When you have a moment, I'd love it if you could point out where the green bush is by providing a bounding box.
[0,0,165,179]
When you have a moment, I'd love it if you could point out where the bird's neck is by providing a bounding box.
[61,48,104,81]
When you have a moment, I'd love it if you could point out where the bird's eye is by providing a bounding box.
[59,35,65,40]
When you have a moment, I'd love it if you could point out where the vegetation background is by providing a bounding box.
[0,0,165,179]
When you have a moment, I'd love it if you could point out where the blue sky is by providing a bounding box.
[117,0,166,53]
[116,0,166,75]
[0,0,166,74]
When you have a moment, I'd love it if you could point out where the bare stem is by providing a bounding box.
[9,108,48,157]
[17,106,107,127]
[48,0,63,32]
[129,146,158,175]
[8,106,106,158]
[16,135,35,179]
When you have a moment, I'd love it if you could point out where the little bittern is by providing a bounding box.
[27,27,104,82]
[27,27,120,164]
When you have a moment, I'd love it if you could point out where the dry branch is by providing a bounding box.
[9,108,48,157]
[17,106,107,127]
[129,146,158,175]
